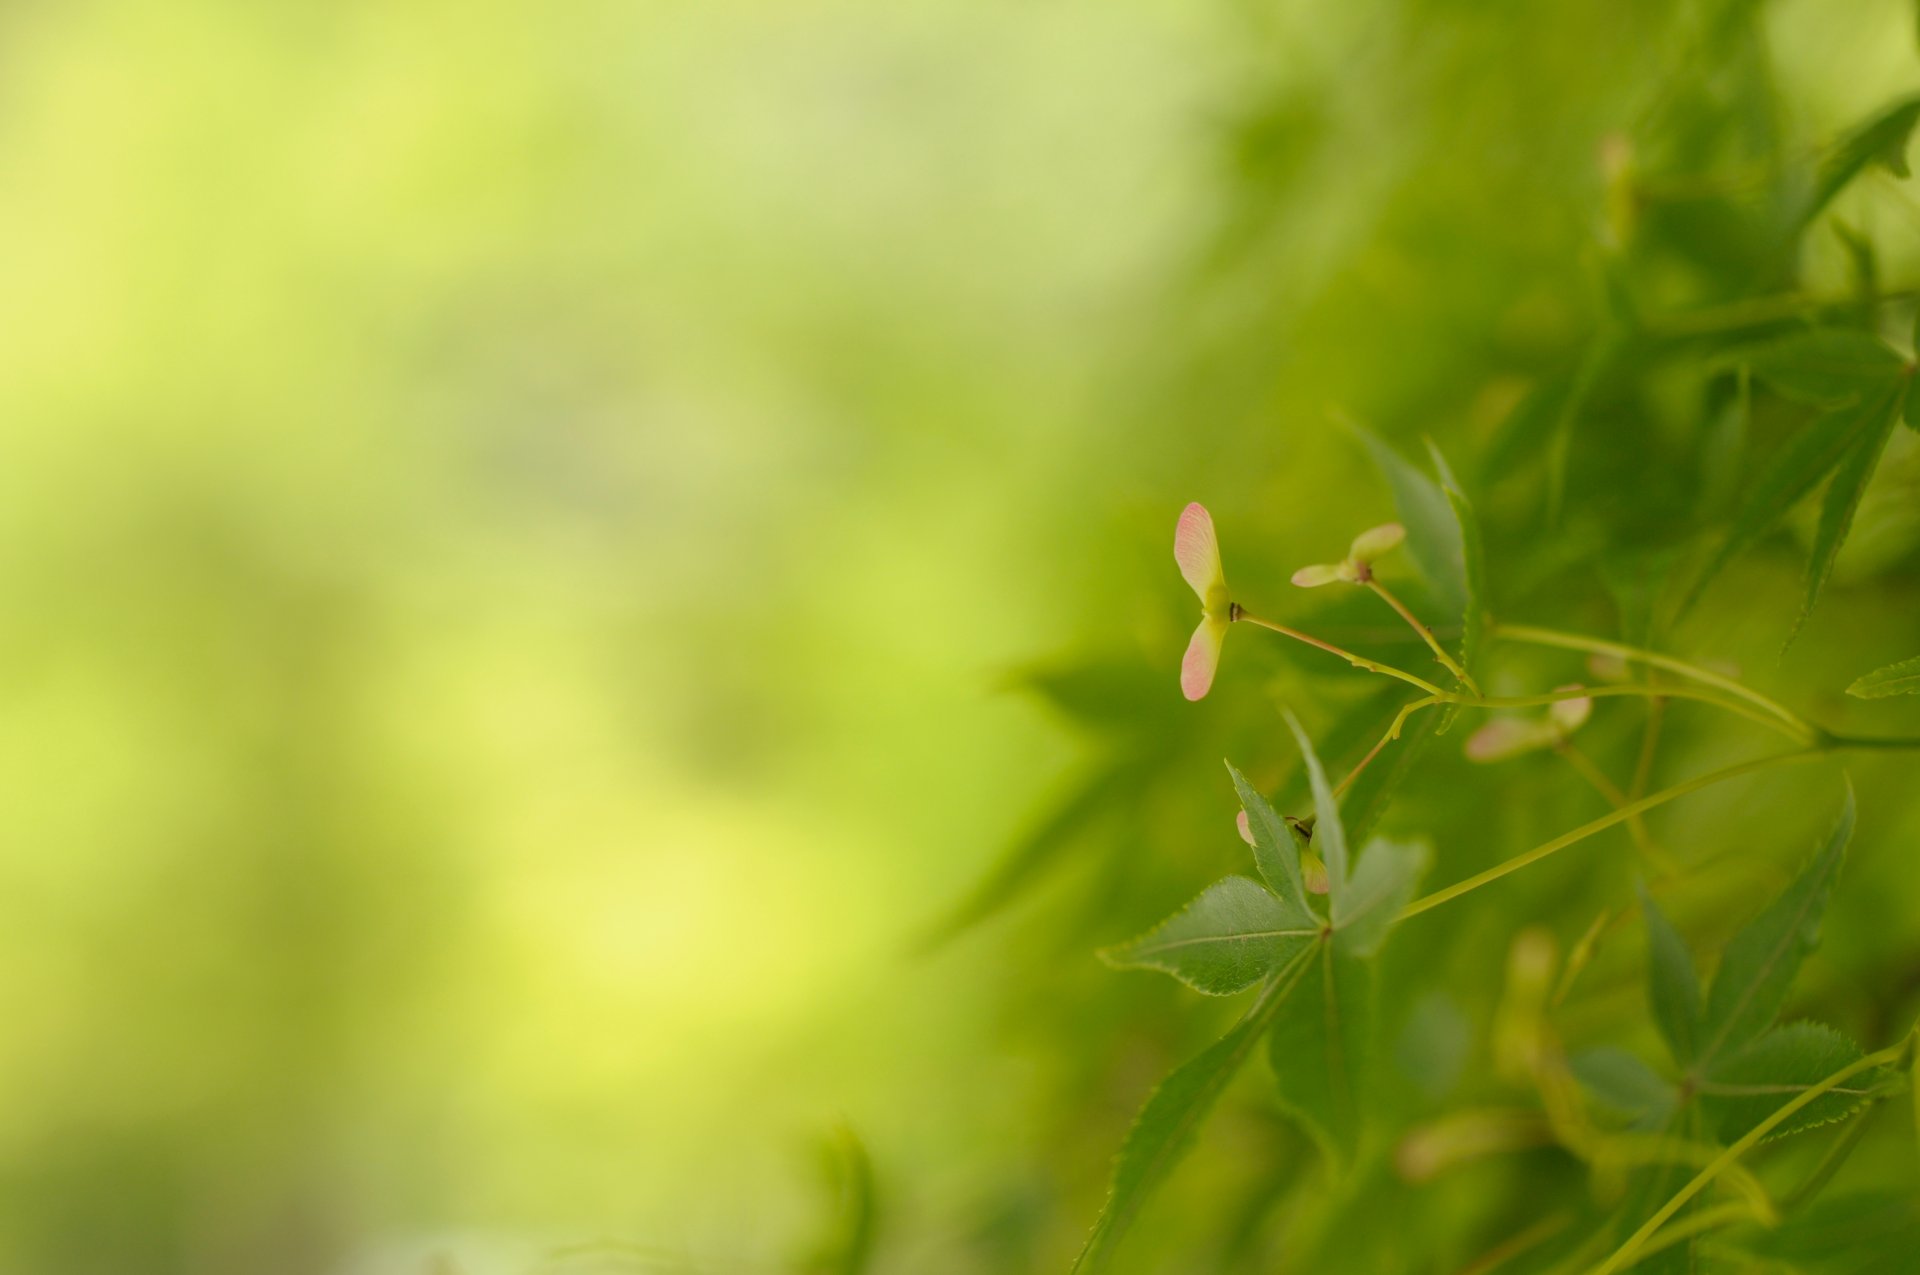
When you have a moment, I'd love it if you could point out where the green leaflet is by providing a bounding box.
[1100,876,1317,996]
[1848,653,1920,698]
[1228,761,1311,915]
[1697,789,1856,1070]
[1283,709,1350,902]
[1746,329,1908,406]
[1357,427,1468,623]
[1638,883,1704,1069]
[1569,1047,1677,1127]
[1070,950,1314,1274]
[1723,1191,1920,1269]
[1700,1021,1878,1145]
[796,1126,877,1275]
[1793,380,1907,643]
[1804,94,1920,224]
[1681,385,1906,618]
[1430,440,1485,735]
[1333,838,1428,959]
[1267,941,1372,1165]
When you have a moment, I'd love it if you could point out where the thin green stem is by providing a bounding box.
[1557,743,1677,875]
[1398,750,1823,920]
[1237,612,1450,696]
[1587,1037,1912,1275]
[1468,684,1809,742]
[1365,578,1482,695]
[1488,623,1812,736]
[1825,735,1920,751]
[1333,695,1441,799]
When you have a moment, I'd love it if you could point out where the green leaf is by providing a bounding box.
[1227,761,1310,914]
[1681,388,1906,617]
[1697,789,1855,1069]
[1569,1047,1678,1126]
[1267,942,1371,1164]
[1806,94,1920,223]
[796,1126,877,1275]
[1848,652,1920,698]
[1794,384,1904,643]
[1332,837,1428,959]
[1723,1191,1920,1269]
[1639,883,1704,1069]
[1071,954,1311,1274]
[1283,710,1349,903]
[1746,329,1907,406]
[1100,876,1317,996]
[1356,427,1468,619]
[1700,1022,1878,1145]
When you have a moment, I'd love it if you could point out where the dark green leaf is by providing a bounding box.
[1267,942,1371,1164]
[1806,94,1920,223]
[1682,389,1906,617]
[1071,954,1311,1273]
[796,1126,877,1275]
[1848,653,1920,698]
[1746,329,1907,406]
[1794,384,1905,642]
[1722,1191,1920,1272]
[1639,883,1703,1069]
[1283,710,1349,902]
[1697,789,1855,1069]
[1701,1022,1877,1144]
[1228,761,1310,914]
[1570,1047,1677,1126]
[1332,837,1427,959]
[1356,427,1467,619]
[1100,876,1317,996]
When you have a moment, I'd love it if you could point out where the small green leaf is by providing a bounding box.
[1793,384,1904,643]
[1697,789,1855,1069]
[1333,837,1428,959]
[1071,954,1311,1273]
[1357,427,1468,620]
[1848,652,1920,698]
[1100,876,1317,996]
[1682,388,1906,617]
[1700,1022,1878,1144]
[1639,883,1703,1069]
[1283,710,1349,903]
[1227,761,1310,914]
[1746,329,1908,406]
[1806,94,1920,223]
[1570,1047,1678,1126]
[1724,1191,1920,1266]
[1267,942,1371,1164]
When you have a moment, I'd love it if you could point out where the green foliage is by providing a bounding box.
[1848,653,1920,698]
[1639,882,1703,1070]
[1099,876,1316,995]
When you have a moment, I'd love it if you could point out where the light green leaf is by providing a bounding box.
[1570,1047,1678,1126]
[1100,876,1317,996]
[1267,942,1371,1164]
[1746,329,1907,406]
[1697,789,1855,1069]
[1848,653,1920,698]
[1805,94,1920,223]
[1071,953,1311,1274]
[1357,427,1468,619]
[1793,381,1906,642]
[1682,388,1906,617]
[1639,883,1703,1069]
[1700,1022,1878,1144]
[1333,837,1428,959]
[1283,710,1349,903]
[1227,761,1310,914]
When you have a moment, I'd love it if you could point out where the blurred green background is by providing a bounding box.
[4,1,1920,1272]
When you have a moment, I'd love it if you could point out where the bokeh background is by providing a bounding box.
[4,1,1920,1272]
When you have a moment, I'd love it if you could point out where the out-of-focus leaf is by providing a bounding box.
[1267,942,1371,1165]
[1007,657,1182,735]
[1681,386,1905,617]
[1700,1022,1877,1144]
[1283,709,1349,902]
[1697,789,1854,1070]
[1333,837,1427,959]
[1070,957,1308,1274]
[1721,1191,1920,1272]
[1746,329,1907,406]
[1570,1047,1677,1126]
[1099,876,1316,996]
[1794,385,1906,642]
[1340,701,1438,849]
[1639,883,1703,1069]
[1805,94,1920,224]
[795,1125,877,1275]
[1229,761,1311,915]
[1357,427,1467,621]
[1848,653,1920,698]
